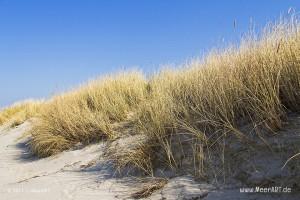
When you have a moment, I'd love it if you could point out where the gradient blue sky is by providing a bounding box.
[0,0,299,108]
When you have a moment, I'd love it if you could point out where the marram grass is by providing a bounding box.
[4,16,299,175]
[0,100,43,127]
[29,71,147,157]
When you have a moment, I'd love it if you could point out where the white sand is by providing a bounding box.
[0,122,132,200]
[1,119,300,200]
[0,122,210,200]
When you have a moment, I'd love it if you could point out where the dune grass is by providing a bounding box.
[0,100,43,128]
[132,17,300,175]
[29,71,147,157]
[22,15,300,175]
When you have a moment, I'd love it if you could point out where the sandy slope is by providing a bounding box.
[0,122,133,200]
[0,122,210,200]
[1,119,300,200]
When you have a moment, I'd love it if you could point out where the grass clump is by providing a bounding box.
[132,16,300,175]
[23,15,300,178]
[0,100,43,128]
[29,71,147,157]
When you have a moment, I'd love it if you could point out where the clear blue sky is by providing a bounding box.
[0,0,299,108]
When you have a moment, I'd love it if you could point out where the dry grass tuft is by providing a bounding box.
[132,15,300,174]
[15,15,300,177]
[130,178,168,199]
[29,71,147,157]
[0,100,43,128]
[105,134,154,175]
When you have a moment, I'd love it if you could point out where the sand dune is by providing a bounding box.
[0,122,133,200]
[1,118,300,199]
[0,122,212,200]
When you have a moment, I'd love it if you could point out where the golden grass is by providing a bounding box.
[0,100,43,127]
[120,16,300,174]
[105,134,154,174]
[29,71,147,157]
[15,15,300,176]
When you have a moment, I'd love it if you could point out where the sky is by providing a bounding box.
[0,0,299,108]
